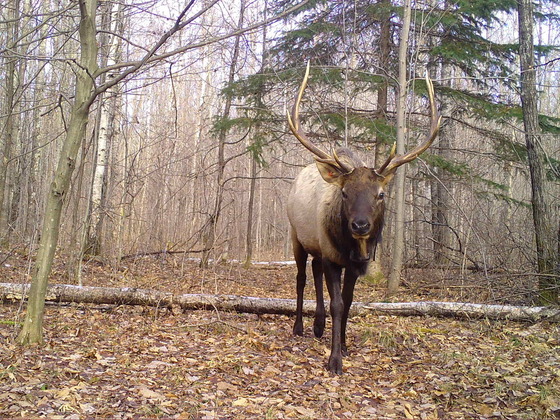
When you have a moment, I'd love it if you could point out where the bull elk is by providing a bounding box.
[287,63,441,374]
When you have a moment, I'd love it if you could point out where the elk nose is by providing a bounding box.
[351,220,371,235]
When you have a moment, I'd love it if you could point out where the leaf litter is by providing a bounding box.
[0,255,559,418]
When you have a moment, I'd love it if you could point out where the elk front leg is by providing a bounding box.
[312,257,325,338]
[292,240,308,336]
[341,269,358,356]
[323,259,344,374]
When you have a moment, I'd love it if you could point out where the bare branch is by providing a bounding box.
[94,0,309,96]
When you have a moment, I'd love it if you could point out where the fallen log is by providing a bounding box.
[358,301,559,322]
[0,283,309,316]
[1,283,558,322]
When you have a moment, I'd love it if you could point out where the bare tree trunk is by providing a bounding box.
[0,0,21,244]
[190,58,212,255]
[374,0,391,171]
[431,93,453,264]
[517,0,559,304]
[387,0,412,296]
[430,9,453,266]
[244,157,258,266]
[87,0,123,256]
[244,1,268,266]
[368,0,392,278]
[23,79,41,242]
[66,140,88,284]
[201,0,246,267]
[17,0,99,345]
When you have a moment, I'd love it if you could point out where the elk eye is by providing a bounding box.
[378,192,385,200]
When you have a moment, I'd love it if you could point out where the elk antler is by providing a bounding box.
[379,75,442,176]
[375,142,396,176]
[287,62,353,174]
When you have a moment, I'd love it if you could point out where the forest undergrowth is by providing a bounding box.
[0,253,559,418]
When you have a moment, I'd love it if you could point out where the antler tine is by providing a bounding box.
[287,62,330,160]
[287,62,352,173]
[380,75,442,176]
[375,142,396,176]
[333,149,353,173]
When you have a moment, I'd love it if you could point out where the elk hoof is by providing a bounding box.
[313,318,325,338]
[328,355,343,375]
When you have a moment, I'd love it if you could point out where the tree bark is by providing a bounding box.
[374,0,391,170]
[517,0,559,304]
[428,4,455,267]
[86,1,123,257]
[245,2,268,267]
[0,0,21,244]
[387,0,412,295]
[201,0,246,267]
[244,157,258,266]
[431,70,453,265]
[3,283,558,323]
[16,0,99,345]
[367,0,392,279]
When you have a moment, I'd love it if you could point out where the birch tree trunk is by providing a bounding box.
[387,0,412,295]
[87,1,124,256]
[17,0,99,345]
[517,0,559,304]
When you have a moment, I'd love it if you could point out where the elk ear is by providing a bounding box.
[315,160,346,186]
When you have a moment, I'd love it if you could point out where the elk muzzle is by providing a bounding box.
[350,219,372,262]
[351,219,371,236]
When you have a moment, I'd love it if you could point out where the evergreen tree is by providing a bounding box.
[222,0,559,296]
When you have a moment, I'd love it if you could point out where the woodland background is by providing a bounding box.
[0,0,559,301]
[1,1,560,418]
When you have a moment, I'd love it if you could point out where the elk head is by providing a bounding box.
[287,62,441,261]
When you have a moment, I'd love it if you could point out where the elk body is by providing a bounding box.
[287,63,441,374]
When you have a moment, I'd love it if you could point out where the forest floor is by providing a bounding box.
[1,252,559,419]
